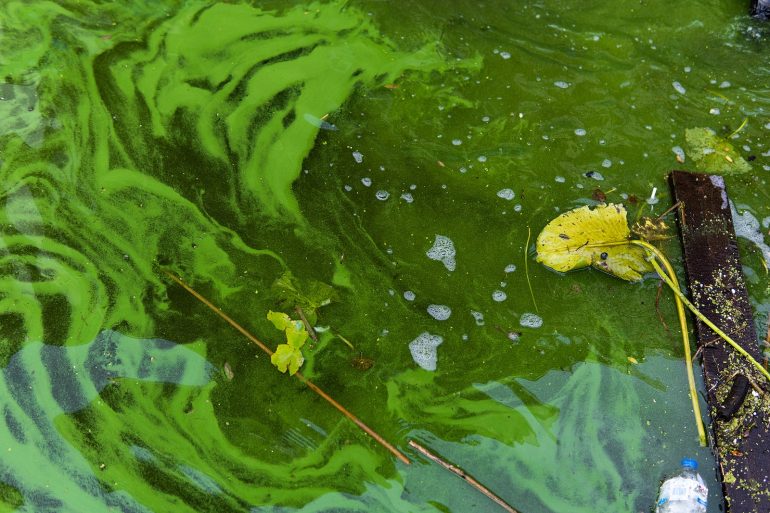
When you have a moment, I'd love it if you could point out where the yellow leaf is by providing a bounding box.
[271,343,304,375]
[627,356,639,364]
[535,203,652,281]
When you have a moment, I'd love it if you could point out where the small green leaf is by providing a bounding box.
[536,203,652,281]
[271,343,304,375]
[285,321,308,349]
[267,310,292,331]
[685,127,751,174]
[272,271,336,321]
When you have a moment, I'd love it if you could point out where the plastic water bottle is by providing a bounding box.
[655,458,708,513]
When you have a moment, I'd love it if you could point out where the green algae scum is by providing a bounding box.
[1,1,769,511]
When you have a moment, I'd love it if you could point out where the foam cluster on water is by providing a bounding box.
[409,332,444,371]
[471,310,485,326]
[731,202,770,264]
[520,312,543,328]
[426,235,456,271]
[427,304,451,320]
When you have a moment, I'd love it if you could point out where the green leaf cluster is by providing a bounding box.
[685,127,751,175]
[267,310,308,375]
[271,271,336,325]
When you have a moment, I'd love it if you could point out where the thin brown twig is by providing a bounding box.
[162,269,410,465]
[295,306,318,342]
[408,440,520,513]
[654,280,670,332]
[655,200,683,222]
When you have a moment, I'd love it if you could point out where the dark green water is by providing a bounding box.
[1,1,769,511]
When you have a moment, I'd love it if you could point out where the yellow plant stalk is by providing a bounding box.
[630,240,706,446]
[636,242,770,382]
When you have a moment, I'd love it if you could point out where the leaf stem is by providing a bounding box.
[629,240,707,446]
[524,226,539,313]
[162,270,410,465]
[634,245,770,382]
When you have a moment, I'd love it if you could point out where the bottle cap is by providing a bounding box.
[681,458,698,470]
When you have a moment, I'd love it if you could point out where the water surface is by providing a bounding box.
[1,1,770,511]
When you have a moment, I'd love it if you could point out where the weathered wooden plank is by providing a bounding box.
[670,170,770,513]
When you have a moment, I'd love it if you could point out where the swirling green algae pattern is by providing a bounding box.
[0,1,475,511]
[0,0,456,349]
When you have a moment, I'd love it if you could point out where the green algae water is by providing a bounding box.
[1,0,770,511]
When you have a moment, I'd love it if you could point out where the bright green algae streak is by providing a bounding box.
[2,0,770,512]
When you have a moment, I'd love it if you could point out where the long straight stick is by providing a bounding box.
[408,440,520,513]
[162,270,410,465]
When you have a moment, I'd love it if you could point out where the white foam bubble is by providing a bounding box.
[375,190,390,201]
[352,151,363,163]
[409,332,444,371]
[504,264,517,273]
[672,146,685,162]
[471,310,485,326]
[427,304,452,321]
[427,235,456,271]
[403,290,416,301]
[401,192,414,203]
[497,188,515,200]
[554,80,571,89]
[555,176,566,183]
[500,51,511,59]
[520,312,543,328]
[709,176,727,209]
[575,128,587,136]
[731,202,770,265]
[492,290,507,302]
[452,139,463,146]
[601,159,612,168]
[672,81,686,94]
[585,170,604,180]
[361,177,372,187]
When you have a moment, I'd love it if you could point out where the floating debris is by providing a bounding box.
[303,113,338,131]
[223,362,234,381]
[672,146,686,163]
